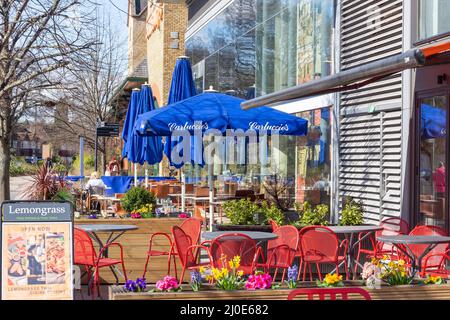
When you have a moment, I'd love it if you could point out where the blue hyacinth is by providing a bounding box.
[286,265,298,289]
[190,270,202,292]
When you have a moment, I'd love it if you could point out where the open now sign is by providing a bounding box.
[1,201,74,300]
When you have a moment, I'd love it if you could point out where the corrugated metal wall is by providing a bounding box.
[338,0,404,224]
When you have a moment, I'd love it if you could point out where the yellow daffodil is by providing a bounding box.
[199,266,206,274]
[237,270,244,277]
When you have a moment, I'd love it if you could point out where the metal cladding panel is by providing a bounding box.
[339,0,403,224]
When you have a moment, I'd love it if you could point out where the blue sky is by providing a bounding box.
[99,0,129,41]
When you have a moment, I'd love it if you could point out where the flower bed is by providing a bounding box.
[108,280,450,300]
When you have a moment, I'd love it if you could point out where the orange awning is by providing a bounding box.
[421,40,450,58]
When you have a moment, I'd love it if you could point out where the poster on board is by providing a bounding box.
[1,201,73,300]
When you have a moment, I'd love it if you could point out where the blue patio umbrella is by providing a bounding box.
[135,92,308,137]
[121,89,141,159]
[127,84,164,165]
[421,103,447,139]
[134,92,308,230]
[164,56,200,168]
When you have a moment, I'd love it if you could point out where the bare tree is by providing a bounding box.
[0,0,98,200]
[47,8,127,174]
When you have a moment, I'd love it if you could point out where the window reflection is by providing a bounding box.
[295,108,332,206]
[419,97,447,229]
[186,0,335,99]
[419,0,450,41]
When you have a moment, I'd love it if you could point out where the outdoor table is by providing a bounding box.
[327,225,383,279]
[77,224,138,282]
[376,234,450,277]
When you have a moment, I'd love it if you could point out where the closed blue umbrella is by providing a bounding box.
[121,89,141,159]
[128,84,164,165]
[164,56,201,168]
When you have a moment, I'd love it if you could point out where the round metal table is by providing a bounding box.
[202,231,277,246]
[76,224,138,282]
[377,235,450,277]
[327,225,384,279]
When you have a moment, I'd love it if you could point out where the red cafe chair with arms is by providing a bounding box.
[298,226,349,281]
[172,225,213,282]
[354,217,409,273]
[209,233,261,275]
[259,225,299,282]
[142,218,201,279]
[407,225,449,277]
[74,227,127,296]
[287,287,371,300]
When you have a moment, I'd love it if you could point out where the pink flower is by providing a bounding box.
[245,273,272,290]
[178,213,188,219]
[155,276,179,291]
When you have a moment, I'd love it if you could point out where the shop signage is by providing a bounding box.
[1,201,73,300]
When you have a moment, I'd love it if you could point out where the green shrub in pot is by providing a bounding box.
[121,187,156,213]
[222,198,259,225]
[298,201,329,226]
[340,198,364,226]
[261,201,284,226]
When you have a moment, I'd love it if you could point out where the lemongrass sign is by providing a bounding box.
[1,201,73,300]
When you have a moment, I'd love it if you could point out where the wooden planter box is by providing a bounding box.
[108,281,450,300]
[75,218,186,284]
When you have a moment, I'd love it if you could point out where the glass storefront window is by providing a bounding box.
[418,96,448,229]
[295,107,332,207]
[186,0,335,98]
[418,0,450,41]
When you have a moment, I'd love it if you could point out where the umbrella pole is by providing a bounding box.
[134,164,138,187]
[145,164,148,188]
[208,163,214,232]
[181,169,186,212]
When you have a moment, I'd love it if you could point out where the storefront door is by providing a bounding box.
[415,93,448,230]
[414,64,450,232]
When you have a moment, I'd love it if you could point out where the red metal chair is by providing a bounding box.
[354,217,410,273]
[143,218,201,279]
[298,226,349,281]
[172,225,213,282]
[406,225,449,277]
[268,219,279,232]
[259,225,299,282]
[74,227,127,296]
[209,233,261,275]
[287,287,372,300]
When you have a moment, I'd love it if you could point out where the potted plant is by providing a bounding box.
[121,187,156,215]
[216,199,283,232]
[291,201,329,228]
[339,198,364,226]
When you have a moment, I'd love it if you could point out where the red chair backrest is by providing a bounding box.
[376,218,410,252]
[267,225,299,267]
[172,226,197,268]
[409,225,448,266]
[74,227,97,266]
[209,233,257,272]
[287,287,372,300]
[378,217,410,236]
[268,219,279,232]
[180,218,201,245]
[298,226,339,262]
